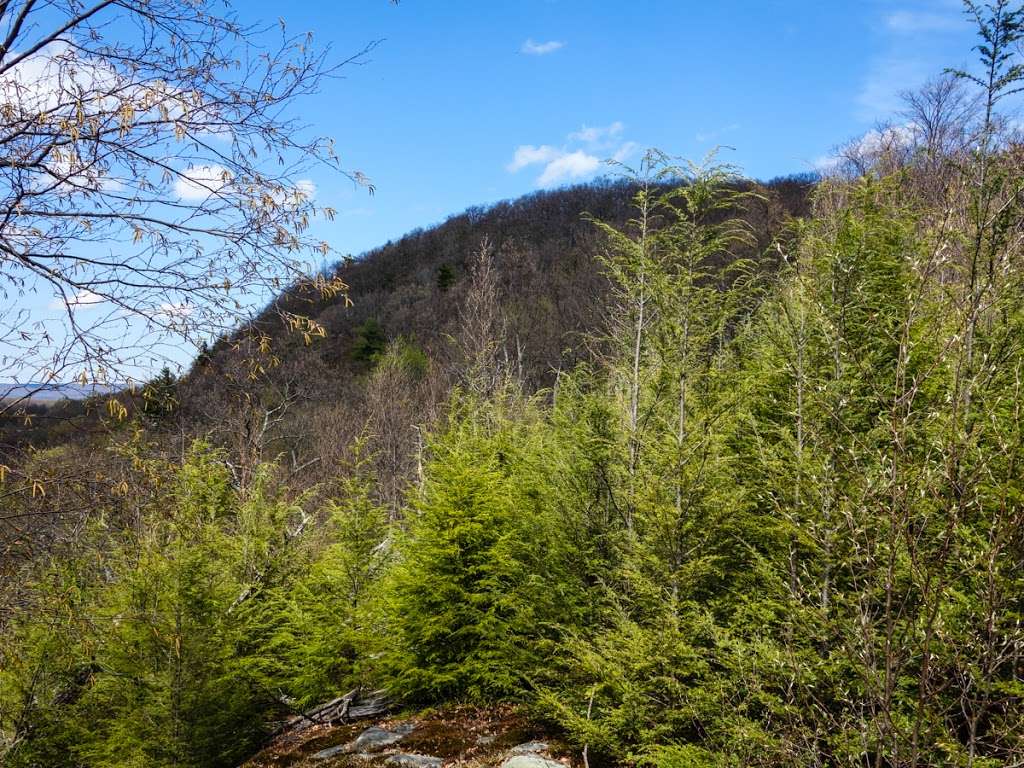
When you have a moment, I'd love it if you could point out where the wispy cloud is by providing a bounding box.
[568,121,624,145]
[885,9,963,33]
[695,122,741,143]
[521,38,565,56]
[507,122,637,188]
[49,289,104,311]
[507,144,562,172]
[535,151,602,187]
[856,56,930,120]
[174,164,232,201]
[854,5,964,122]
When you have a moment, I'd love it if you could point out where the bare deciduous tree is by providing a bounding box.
[899,73,980,163]
[0,0,373,411]
[455,236,509,395]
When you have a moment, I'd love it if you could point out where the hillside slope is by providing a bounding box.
[175,175,813,496]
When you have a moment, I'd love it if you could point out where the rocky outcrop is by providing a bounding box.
[350,724,416,753]
[385,754,444,768]
[243,706,565,768]
[500,756,564,768]
[508,742,550,755]
[500,742,564,768]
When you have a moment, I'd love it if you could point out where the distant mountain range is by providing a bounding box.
[0,382,119,402]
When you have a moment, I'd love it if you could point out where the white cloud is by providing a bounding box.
[536,150,602,187]
[508,144,603,188]
[885,10,962,33]
[295,179,316,201]
[1,43,109,117]
[856,124,917,154]
[816,123,918,171]
[0,41,237,203]
[156,302,193,318]
[277,178,316,208]
[507,144,561,172]
[49,289,104,311]
[568,121,624,145]
[41,158,124,195]
[0,41,197,132]
[521,38,565,56]
[612,142,639,163]
[173,164,233,200]
[70,290,104,307]
[507,122,637,188]
[813,154,840,173]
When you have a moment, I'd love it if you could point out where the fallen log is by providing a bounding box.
[277,688,390,736]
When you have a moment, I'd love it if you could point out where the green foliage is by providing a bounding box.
[7,138,1024,765]
[259,449,392,703]
[380,395,583,704]
[142,366,178,422]
[539,595,794,768]
[436,263,456,291]
[0,444,389,768]
[533,144,1024,764]
[2,446,260,767]
[387,338,430,381]
[351,317,388,363]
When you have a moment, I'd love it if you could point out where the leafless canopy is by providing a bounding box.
[824,74,987,182]
[0,0,371,408]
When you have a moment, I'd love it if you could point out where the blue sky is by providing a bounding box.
[250,0,981,258]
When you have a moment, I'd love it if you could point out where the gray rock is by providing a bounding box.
[351,726,410,753]
[312,744,348,760]
[509,742,550,755]
[385,754,444,768]
[475,733,497,746]
[500,756,563,768]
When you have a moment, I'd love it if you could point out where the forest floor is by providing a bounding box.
[242,705,578,768]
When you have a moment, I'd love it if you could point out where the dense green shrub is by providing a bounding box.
[380,396,584,704]
[0,445,390,767]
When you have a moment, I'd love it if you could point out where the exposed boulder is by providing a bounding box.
[351,723,415,753]
[508,742,550,755]
[385,753,444,768]
[500,756,564,768]
[311,744,348,760]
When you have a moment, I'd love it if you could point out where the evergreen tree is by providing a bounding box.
[381,395,582,703]
[142,366,179,422]
[352,318,388,364]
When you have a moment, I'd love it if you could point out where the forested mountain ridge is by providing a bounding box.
[176,174,811,494]
[236,174,812,386]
